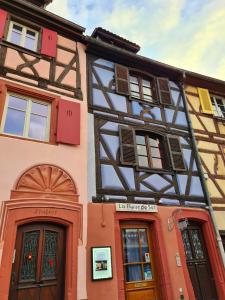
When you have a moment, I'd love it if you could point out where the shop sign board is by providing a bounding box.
[116,203,158,213]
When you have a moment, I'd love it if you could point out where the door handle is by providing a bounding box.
[10,272,16,287]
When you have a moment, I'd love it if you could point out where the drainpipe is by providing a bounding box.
[180,71,225,267]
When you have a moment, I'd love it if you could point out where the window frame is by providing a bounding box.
[129,73,156,104]
[210,94,225,119]
[7,20,39,52]
[0,92,51,142]
[0,79,59,144]
[135,131,169,171]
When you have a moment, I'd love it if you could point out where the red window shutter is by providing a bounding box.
[0,9,8,39]
[41,28,57,58]
[57,100,80,145]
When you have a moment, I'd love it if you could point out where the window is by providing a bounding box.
[7,21,38,51]
[136,133,164,169]
[129,75,153,102]
[115,64,173,105]
[0,93,51,141]
[119,126,186,171]
[211,95,225,118]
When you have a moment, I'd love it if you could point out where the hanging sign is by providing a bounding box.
[116,203,158,213]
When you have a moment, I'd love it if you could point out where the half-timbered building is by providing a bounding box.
[185,71,225,261]
[86,28,225,300]
[0,1,87,300]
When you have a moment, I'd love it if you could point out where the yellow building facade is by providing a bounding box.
[185,78,225,249]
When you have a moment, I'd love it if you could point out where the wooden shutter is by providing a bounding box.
[167,136,186,171]
[197,88,213,114]
[157,77,172,105]
[119,126,136,165]
[57,100,80,145]
[41,28,57,58]
[0,9,8,39]
[115,64,130,95]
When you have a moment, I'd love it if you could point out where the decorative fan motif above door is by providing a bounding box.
[11,164,78,201]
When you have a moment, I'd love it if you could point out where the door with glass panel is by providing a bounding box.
[181,222,217,300]
[9,223,65,300]
[121,223,159,300]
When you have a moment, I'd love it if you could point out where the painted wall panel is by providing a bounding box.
[109,93,127,112]
[119,167,136,190]
[93,88,110,108]
[101,134,119,160]
[189,177,204,196]
[93,66,114,87]
[177,175,188,195]
[101,164,124,189]
[95,58,114,68]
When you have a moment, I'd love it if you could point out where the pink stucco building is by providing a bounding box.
[0,1,88,299]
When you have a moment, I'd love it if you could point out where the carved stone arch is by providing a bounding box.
[11,164,78,201]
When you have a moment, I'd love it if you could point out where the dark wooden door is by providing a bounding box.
[121,223,159,300]
[181,222,217,300]
[9,223,65,300]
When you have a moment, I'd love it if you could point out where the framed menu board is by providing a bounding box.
[91,246,112,280]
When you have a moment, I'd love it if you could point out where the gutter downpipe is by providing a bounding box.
[181,71,225,267]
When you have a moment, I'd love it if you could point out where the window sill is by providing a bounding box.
[213,115,225,122]
[129,97,160,107]
[135,166,173,174]
[1,41,42,59]
[0,133,56,145]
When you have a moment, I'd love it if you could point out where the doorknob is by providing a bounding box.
[10,272,16,287]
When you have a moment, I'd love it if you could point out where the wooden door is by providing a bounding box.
[121,223,159,300]
[181,222,218,300]
[9,223,65,300]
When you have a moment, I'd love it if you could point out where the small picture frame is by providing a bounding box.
[91,246,112,281]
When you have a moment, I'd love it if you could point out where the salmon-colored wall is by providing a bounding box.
[87,203,201,300]
[87,203,225,300]
[0,40,88,300]
[4,35,79,88]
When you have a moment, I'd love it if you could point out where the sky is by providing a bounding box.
[47,0,225,81]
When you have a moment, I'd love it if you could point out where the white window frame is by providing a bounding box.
[211,95,225,118]
[0,93,51,142]
[7,21,39,51]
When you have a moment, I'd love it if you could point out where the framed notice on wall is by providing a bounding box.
[91,246,112,280]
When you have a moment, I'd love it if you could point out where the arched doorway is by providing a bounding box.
[9,222,66,300]
[0,164,82,300]
[181,221,217,300]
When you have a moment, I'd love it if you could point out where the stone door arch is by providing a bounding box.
[0,164,82,300]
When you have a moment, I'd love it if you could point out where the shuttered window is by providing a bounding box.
[120,129,185,171]
[157,78,172,105]
[0,9,8,39]
[119,126,137,165]
[115,64,130,95]
[115,64,173,105]
[167,136,186,171]
[198,88,213,114]
[7,21,39,51]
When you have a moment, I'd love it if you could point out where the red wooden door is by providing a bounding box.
[181,222,217,300]
[9,223,65,300]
